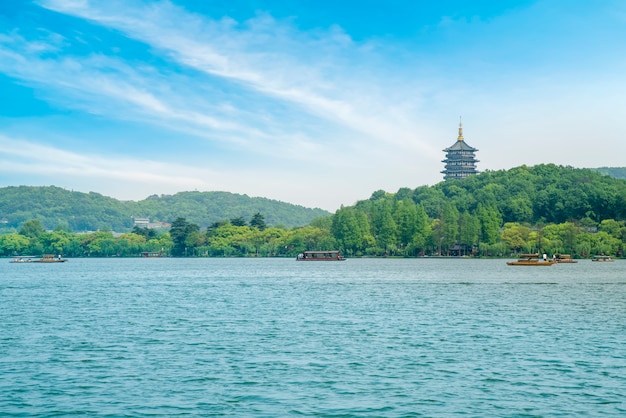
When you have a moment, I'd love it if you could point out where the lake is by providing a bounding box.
[1,257,625,416]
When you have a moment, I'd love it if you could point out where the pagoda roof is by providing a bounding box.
[443,140,478,152]
[443,118,478,152]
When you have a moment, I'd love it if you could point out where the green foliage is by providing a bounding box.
[0,187,330,232]
[19,219,44,238]
[132,226,158,240]
[131,191,328,230]
[169,217,200,257]
[331,206,363,256]
[0,233,30,256]
[2,165,626,259]
[0,187,133,232]
[230,216,247,227]
[249,212,267,230]
[325,164,626,258]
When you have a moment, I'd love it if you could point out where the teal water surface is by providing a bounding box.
[1,258,625,416]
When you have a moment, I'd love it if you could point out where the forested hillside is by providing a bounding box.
[0,187,330,231]
[594,167,626,180]
[407,164,626,224]
[327,164,626,257]
[2,165,626,259]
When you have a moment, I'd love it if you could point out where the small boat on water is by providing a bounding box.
[591,255,613,262]
[506,254,554,266]
[296,250,346,261]
[10,254,67,263]
[554,254,577,263]
[141,251,163,258]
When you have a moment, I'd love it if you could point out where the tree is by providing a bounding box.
[132,225,157,240]
[599,219,622,238]
[373,200,397,255]
[80,231,116,256]
[589,231,620,256]
[170,217,200,256]
[230,216,247,226]
[501,223,531,254]
[250,212,267,230]
[459,211,480,254]
[438,203,459,255]
[331,206,363,255]
[39,230,73,255]
[476,204,502,245]
[407,204,430,256]
[19,219,44,238]
[394,200,418,250]
[117,232,147,256]
[0,233,30,256]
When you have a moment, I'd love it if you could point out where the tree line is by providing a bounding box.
[1,165,625,258]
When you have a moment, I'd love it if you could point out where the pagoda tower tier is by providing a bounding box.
[441,118,479,180]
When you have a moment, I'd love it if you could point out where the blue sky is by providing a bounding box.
[1,0,625,212]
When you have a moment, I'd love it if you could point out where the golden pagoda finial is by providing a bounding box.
[457,116,464,141]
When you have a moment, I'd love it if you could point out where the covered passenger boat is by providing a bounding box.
[10,254,67,263]
[554,254,577,263]
[591,255,613,262]
[296,251,346,261]
[506,254,554,266]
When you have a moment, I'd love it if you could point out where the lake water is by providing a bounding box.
[1,257,625,416]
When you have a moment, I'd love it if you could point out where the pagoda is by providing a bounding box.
[441,118,479,180]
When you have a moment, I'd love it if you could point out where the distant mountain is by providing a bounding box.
[0,186,330,232]
[594,167,626,180]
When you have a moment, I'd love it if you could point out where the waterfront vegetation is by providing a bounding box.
[1,164,626,258]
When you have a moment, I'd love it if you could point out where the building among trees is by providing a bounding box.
[441,118,479,180]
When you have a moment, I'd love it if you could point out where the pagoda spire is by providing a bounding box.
[457,116,464,141]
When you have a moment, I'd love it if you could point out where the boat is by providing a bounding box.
[37,254,67,263]
[506,254,554,266]
[10,256,37,263]
[591,255,613,262]
[10,254,67,263]
[141,251,163,258]
[554,254,577,263]
[296,250,346,261]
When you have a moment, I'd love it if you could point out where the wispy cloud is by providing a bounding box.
[36,0,439,155]
[0,134,208,187]
[2,0,626,210]
[0,133,353,208]
[0,32,278,146]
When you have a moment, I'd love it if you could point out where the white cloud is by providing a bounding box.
[0,0,624,211]
[36,0,436,154]
[0,134,207,186]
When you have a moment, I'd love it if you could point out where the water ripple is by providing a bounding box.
[1,258,625,416]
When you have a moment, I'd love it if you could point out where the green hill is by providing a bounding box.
[406,164,626,224]
[0,186,330,232]
[324,164,626,257]
[594,167,626,180]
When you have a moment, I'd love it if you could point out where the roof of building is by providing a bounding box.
[444,140,478,152]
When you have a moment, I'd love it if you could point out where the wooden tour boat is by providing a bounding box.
[554,254,577,263]
[506,254,554,266]
[591,255,613,262]
[296,250,346,261]
[141,251,163,258]
[10,254,67,263]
